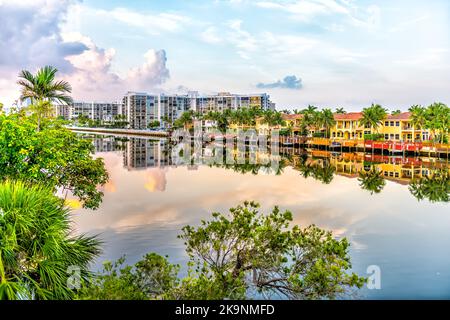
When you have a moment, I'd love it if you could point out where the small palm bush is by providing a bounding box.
[0,181,101,300]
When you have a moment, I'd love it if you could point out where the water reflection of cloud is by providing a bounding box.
[144,168,167,192]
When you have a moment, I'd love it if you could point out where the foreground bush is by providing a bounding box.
[0,114,108,209]
[78,201,365,300]
[0,181,101,300]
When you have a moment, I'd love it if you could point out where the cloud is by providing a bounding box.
[0,1,171,105]
[105,7,191,35]
[0,0,86,72]
[128,49,170,90]
[257,75,303,89]
[201,26,221,44]
[255,0,381,30]
[63,33,170,100]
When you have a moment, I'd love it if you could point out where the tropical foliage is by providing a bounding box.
[358,169,386,194]
[0,181,100,300]
[409,169,449,202]
[0,113,108,209]
[78,202,365,300]
[17,66,72,131]
[360,104,388,134]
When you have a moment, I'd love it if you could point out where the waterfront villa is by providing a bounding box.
[255,114,304,136]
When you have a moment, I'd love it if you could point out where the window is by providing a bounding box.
[385,134,389,140]
[390,121,394,126]
[395,172,399,178]
[396,121,400,127]
[385,121,389,126]
[390,134,394,140]
[395,134,400,140]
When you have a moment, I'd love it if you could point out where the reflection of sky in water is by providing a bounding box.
[72,142,450,299]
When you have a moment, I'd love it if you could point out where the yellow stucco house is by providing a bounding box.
[329,112,370,140]
[330,112,434,142]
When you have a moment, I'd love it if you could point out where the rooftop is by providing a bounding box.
[333,112,363,120]
[386,112,411,120]
[282,114,304,120]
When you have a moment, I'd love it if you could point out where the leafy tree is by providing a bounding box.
[17,66,72,131]
[77,254,179,300]
[75,114,90,127]
[0,113,108,209]
[79,202,365,300]
[358,169,386,194]
[113,114,128,128]
[0,181,100,300]
[261,110,285,127]
[179,202,365,299]
[148,120,161,129]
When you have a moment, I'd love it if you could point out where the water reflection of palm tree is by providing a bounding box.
[296,158,335,184]
[409,169,449,202]
[358,169,386,194]
[315,161,335,184]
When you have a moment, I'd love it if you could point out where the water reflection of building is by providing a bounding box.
[93,136,124,153]
[308,150,450,185]
[123,138,171,170]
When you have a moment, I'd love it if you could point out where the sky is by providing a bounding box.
[1,0,449,111]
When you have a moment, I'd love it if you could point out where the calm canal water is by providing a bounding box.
[72,135,450,299]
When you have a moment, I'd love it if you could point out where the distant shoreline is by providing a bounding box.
[68,126,169,138]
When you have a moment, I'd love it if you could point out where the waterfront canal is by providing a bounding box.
[72,135,450,299]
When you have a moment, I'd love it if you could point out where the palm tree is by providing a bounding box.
[302,105,317,114]
[175,111,194,130]
[360,104,388,137]
[358,169,386,194]
[409,105,427,142]
[425,102,448,143]
[335,107,346,114]
[17,66,72,131]
[319,108,336,139]
[391,110,401,115]
[0,180,101,300]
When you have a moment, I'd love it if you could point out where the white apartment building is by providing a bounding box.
[122,91,274,129]
[55,102,121,122]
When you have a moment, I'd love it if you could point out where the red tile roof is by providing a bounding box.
[282,114,303,120]
[333,112,363,120]
[386,112,411,120]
